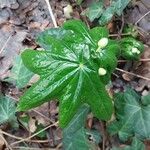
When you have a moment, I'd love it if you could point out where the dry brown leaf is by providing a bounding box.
[28,117,37,133]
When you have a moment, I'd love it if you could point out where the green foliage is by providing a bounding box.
[141,93,150,105]
[112,137,145,150]
[17,19,144,128]
[6,55,34,88]
[84,0,131,25]
[63,104,101,150]
[108,88,150,141]
[0,95,16,125]
[83,1,103,22]
[76,0,84,5]
[123,25,139,38]
[120,37,144,60]
[17,20,121,128]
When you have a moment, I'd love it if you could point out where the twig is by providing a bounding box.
[118,59,150,63]
[0,130,57,143]
[0,35,12,55]
[5,95,55,124]
[44,0,58,28]
[135,10,150,25]
[116,68,150,81]
[33,109,54,123]
[118,13,124,39]
[109,33,131,37]
[10,122,58,146]
[0,134,13,150]
[12,146,57,150]
[79,5,90,29]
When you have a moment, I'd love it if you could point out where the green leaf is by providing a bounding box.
[18,20,119,128]
[84,1,104,22]
[114,0,131,16]
[108,88,150,141]
[6,55,34,88]
[76,0,84,5]
[63,104,99,150]
[0,95,16,125]
[112,137,145,150]
[120,37,144,60]
[86,129,102,144]
[99,0,131,25]
[141,93,150,105]
[99,5,115,26]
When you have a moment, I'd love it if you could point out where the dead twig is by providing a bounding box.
[116,68,150,81]
[118,59,150,63]
[135,10,150,25]
[0,35,12,55]
[0,130,58,143]
[44,0,58,28]
[109,33,131,37]
[10,122,58,146]
[12,146,57,150]
[0,133,13,150]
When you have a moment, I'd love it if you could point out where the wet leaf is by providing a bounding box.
[17,20,120,128]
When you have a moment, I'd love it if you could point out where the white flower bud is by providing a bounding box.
[131,47,140,54]
[64,5,73,19]
[98,68,107,76]
[98,38,108,48]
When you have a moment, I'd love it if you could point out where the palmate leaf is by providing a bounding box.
[18,20,119,128]
[108,88,150,141]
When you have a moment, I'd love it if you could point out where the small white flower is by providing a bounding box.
[131,47,140,54]
[98,68,107,76]
[98,38,108,48]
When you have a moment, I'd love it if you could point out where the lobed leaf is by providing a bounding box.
[108,88,150,141]
[18,20,120,128]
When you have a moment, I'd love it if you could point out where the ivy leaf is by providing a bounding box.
[108,88,150,141]
[76,0,84,5]
[114,0,131,16]
[0,95,16,125]
[112,137,145,150]
[63,104,100,150]
[18,20,119,128]
[83,1,104,22]
[5,55,34,88]
[141,93,150,105]
[99,0,131,25]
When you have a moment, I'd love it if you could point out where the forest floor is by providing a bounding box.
[0,0,150,150]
